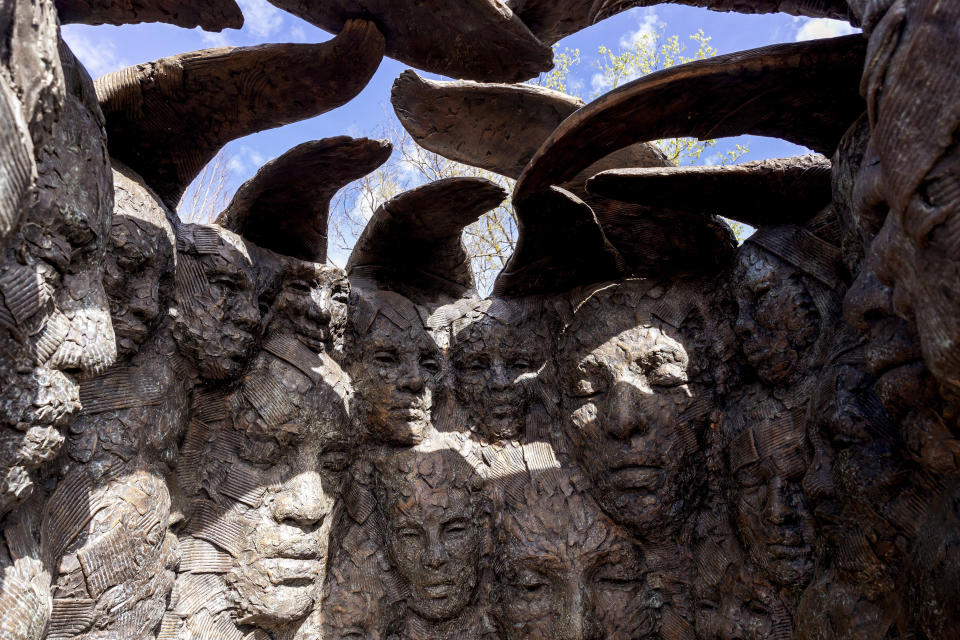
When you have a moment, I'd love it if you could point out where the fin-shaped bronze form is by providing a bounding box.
[264,0,552,83]
[95,19,385,209]
[515,35,866,201]
[494,187,626,297]
[391,70,584,179]
[587,155,833,227]
[216,137,391,262]
[348,177,507,299]
[55,0,244,30]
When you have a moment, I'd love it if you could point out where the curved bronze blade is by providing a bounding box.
[493,187,626,297]
[55,0,243,30]
[515,35,866,202]
[390,70,669,189]
[265,0,552,83]
[348,177,507,299]
[587,155,833,227]
[590,0,853,26]
[95,19,385,209]
[392,70,584,179]
[216,137,392,263]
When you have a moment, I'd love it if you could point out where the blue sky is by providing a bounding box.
[62,1,858,249]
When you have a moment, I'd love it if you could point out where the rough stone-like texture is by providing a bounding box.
[515,34,867,201]
[54,0,244,30]
[2,1,960,639]
[95,19,386,208]
[265,0,553,83]
[587,155,834,228]
[217,137,392,264]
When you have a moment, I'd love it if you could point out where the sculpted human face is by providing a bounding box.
[172,227,260,380]
[453,317,545,441]
[104,214,174,358]
[495,490,650,640]
[564,323,698,538]
[353,316,441,446]
[269,264,348,352]
[729,425,814,588]
[383,481,480,621]
[734,245,819,385]
[695,563,790,640]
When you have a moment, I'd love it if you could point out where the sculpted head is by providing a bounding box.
[181,342,353,628]
[452,299,551,441]
[559,281,708,539]
[852,0,960,401]
[347,290,442,446]
[267,261,348,353]
[733,240,821,385]
[372,446,487,623]
[728,417,814,588]
[105,165,176,359]
[493,479,650,640]
[171,224,260,380]
[695,559,791,640]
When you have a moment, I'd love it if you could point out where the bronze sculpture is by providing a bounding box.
[1,0,959,637]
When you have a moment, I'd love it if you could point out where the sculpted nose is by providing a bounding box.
[604,379,649,440]
[561,586,602,640]
[843,266,891,332]
[734,303,756,341]
[421,532,446,569]
[764,476,792,525]
[490,361,511,391]
[271,472,326,528]
[398,361,426,393]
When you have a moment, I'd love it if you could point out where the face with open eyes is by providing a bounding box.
[494,488,650,640]
[730,427,814,588]
[269,264,349,353]
[351,315,442,446]
[734,244,819,386]
[695,562,790,640]
[453,317,546,441]
[563,322,699,539]
[376,451,484,622]
[172,227,260,380]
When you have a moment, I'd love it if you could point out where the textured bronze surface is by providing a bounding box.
[2,1,959,638]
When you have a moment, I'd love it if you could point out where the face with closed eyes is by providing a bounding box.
[453,314,546,441]
[695,562,790,640]
[198,355,352,627]
[494,488,650,640]
[734,244,819,386]
[351,314,442,446]
[729,424,814,588]
[172,226,260,380]
[563,320,699,539]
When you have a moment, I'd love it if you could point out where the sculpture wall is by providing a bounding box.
[0,0,958,638]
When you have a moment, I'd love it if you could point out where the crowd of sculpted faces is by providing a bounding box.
[1,0,959,639]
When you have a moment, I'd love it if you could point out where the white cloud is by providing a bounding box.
[236,0,285,39]
[289,25,308,42]
[61,26,129,77]
[226,146,267,176]
[619,8,661,49]
[199,28,232,47]
[794,18,859,41]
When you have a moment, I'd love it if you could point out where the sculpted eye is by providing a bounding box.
[648,363,688,387]
[420,355,440,374]
[748,600,771,616]
[321,451,350,472]
[374,351,398,365]
[287,280,312,294]
[396,528,420,540]
[573,378,606,398]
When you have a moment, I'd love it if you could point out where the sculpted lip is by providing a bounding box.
[610,465,662,490]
